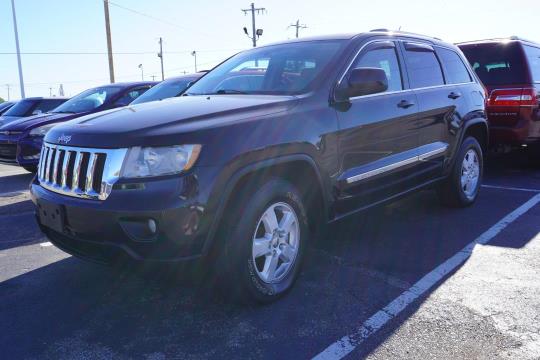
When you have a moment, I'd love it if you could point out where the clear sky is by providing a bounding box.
[1,0,539,101]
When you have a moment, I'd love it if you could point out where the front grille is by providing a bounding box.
[38,143,127,200]
[0,144,17,161]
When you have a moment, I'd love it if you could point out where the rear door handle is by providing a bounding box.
[448,92,462,99]
[397,100,415,109]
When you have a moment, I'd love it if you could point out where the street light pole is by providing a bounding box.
[138,64,144,81]
[191,51,197,72]
[103,0,115,83]
[10,0,25,98]
[158,37,165,80]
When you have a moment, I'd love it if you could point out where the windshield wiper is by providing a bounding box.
[213,89,248,95]
[53,110,76,114]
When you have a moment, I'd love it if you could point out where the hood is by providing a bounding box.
[0,115,24,127]
[45,95,297,148]
[1,112,89,131]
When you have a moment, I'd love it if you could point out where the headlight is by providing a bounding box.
[121,145,202,178]
[29,123,57,137]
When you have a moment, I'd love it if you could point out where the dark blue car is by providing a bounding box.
[0,82,155,172]
[0,101,16,116]
[0,97,68,127]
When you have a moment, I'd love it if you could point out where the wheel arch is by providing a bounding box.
[201,154,330,255]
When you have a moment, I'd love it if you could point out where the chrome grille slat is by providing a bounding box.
[85,153,98,196]
[72,151,83,192]
[44,147,54,182]
[61,151,71,189]
[37,143,127,201]
[52,149,62,185]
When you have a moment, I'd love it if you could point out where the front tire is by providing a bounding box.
[438,136,483,207]
[217,178,309,304]
[22,165,38,173]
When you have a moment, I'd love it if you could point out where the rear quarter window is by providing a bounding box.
[437,48,472,84]
[459,42,529,85]
[524,45,540,83]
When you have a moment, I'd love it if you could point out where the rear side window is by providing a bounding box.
[437,48,472,84]
[352,46,403,92]
[524,45,540,83]
[459,42,528,85]
[404,49,445,88]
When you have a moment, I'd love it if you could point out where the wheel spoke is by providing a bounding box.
[261,207,279,234]
[261,253,279,282]
[280,244,295,262]
[252,236,272,258]
[279,211,295,233]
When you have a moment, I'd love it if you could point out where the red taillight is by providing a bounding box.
[488,88,538,107]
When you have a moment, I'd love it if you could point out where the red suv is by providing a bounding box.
[458,37,540,147]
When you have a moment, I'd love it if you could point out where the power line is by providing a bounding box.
[0,49,243,55]
[106,0,212,38]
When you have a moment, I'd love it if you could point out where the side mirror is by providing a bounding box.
[336,67,388,101]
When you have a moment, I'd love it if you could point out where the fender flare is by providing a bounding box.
[201,154,330,255]
[461,116,489,150]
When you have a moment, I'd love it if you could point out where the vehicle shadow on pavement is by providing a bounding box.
[0,172,34,194]
[1,153,539,359]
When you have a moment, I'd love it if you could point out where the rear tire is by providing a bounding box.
[438,136,483,207]
[215,178,309,304]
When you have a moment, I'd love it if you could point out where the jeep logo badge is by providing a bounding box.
[57,134,72,144]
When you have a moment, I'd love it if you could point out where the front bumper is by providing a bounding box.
[31,166,221,262]
[0,133,42,166]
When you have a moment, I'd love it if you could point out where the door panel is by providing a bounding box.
[335,41,419,213]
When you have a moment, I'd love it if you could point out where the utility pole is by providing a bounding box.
[5,85,10,101]
[151,75,156,81]
[10,0,25,98]
[103,0,115,83]
[288,19,307,38]
[158,37,164,80]
[49,87,53,97]
[241,3,265,47]
[191,51,197,72]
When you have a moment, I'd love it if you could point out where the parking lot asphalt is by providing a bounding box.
[0,150,539,360]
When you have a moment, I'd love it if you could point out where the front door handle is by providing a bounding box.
[397,100,415,109]
[448,92,462,99]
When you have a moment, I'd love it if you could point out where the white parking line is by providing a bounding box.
[313,192,540,360]
[482,184,540,193]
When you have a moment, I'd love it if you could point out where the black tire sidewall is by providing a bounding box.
[226,178,309,303]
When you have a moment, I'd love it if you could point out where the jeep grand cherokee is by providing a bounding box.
[31,30,488,303]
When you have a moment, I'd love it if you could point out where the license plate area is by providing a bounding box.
[37,200,65,233]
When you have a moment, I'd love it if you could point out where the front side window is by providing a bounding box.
[114,87,151,106]
[405,49,445,88]
[131,79,195,105]
[32,99,66,115]
[186,40,344,96]
[352,46,403,92]
[437,48,472,84]
[53,86,122,113]
[524,45,540,83]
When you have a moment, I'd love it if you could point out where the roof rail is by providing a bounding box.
[456,36,538,45]
[369,28,443,41]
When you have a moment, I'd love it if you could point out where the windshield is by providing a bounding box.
[3,100,37,117]
[460,42,528,85]
[186,40,344,96]
[131,78,195,105]
[53,86,122,113]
